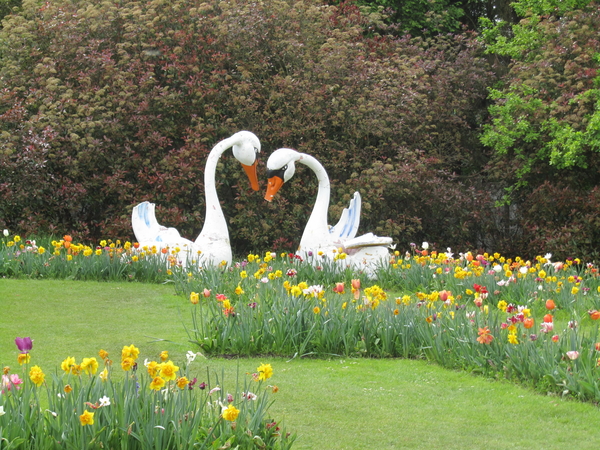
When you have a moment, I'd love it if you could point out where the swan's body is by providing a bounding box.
[132,131,261,267]
[264,148,392,275]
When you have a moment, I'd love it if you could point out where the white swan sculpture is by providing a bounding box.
[132,131,261,267]
[264,148,392,275]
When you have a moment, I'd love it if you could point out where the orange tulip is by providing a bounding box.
[523,318,534,329]
[543,314,554,323]
[589,310,600,320]
[595,343,600,351]
[545,299,556,310]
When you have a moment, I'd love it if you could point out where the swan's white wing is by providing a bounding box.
[343,232,393,249]
[329,192,361,240]
[132,202,161,243]
[132,201,185,244]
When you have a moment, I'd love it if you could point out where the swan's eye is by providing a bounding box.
[282,165,288,171]
[254,147,259,153]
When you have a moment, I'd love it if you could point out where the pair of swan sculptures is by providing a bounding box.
[131,131,393,274]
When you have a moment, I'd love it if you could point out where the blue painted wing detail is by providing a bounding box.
[329,192,361,240]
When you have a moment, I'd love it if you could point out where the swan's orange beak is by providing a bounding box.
[241,161,259,191]
[265,176,284,202]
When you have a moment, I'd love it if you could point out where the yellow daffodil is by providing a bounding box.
[29,365,45,386]
[150,376,166,391]
[158,361,179,381]
[79,410,94,426]
[257,363,273,381]
[81,357,99,375]
[222,404,240,421]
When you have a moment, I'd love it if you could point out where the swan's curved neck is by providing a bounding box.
[297,153,331,245]
[201,138,232,236]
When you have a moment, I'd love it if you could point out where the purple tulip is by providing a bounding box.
[15,337,32,353]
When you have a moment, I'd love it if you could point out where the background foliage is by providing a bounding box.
[1,0,599,260]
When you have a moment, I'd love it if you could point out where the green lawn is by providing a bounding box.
[2,279,600,449]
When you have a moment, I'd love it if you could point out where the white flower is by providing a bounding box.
[2,229,8,237]
[260,277,269,283]
[519,266,528,274]
[422,242,429,250]
[0,405,5,416]
[302,285,324,297]
[493,264,502,273]
[243,391,257,400]
[544,253,552,262]
[99,395,111,407]
[186,351,197,365]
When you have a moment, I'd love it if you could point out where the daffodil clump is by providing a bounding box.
[0,339,293,450]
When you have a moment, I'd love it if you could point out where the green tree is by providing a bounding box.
[481,1,600,199]
[479,0,600,258]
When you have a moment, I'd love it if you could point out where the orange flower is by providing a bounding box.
[351,279,361,300]
[589,310,600,320]
[63,235,73,242]
[476,327,494,344]
[523,318,534,329]
[545,299,556,310]
[543,314,554,323]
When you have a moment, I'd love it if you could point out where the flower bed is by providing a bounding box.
[1,340,292,449]
[3,233,600,404]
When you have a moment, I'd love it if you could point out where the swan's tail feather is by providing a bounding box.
[132,201,160,243]
[329,192,361,240]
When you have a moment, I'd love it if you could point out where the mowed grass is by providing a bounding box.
[2,279,600,449]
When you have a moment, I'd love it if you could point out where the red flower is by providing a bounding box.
[473,284,488,294]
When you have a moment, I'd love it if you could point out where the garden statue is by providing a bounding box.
[264,148,392,276]
[131,131,261,267]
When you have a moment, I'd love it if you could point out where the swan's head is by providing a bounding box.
[264,148,300,202]
[231,131,261,191]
